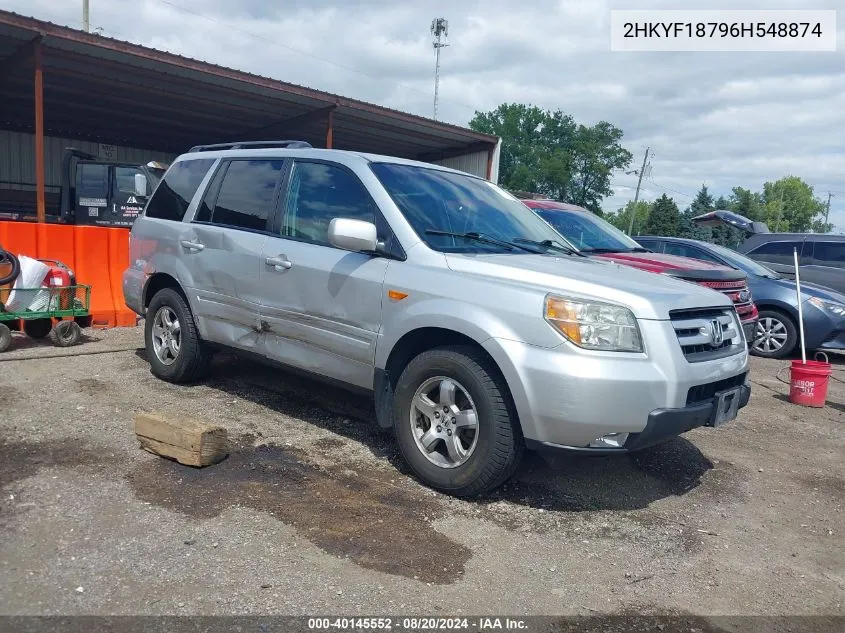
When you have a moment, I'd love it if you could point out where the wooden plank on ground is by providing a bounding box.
[134,412,228,467]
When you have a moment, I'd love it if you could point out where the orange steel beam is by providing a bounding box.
[34,38,45,224]
[326,108,334,149]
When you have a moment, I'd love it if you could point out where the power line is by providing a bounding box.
[647,176,695,199]
[152,0,481,115]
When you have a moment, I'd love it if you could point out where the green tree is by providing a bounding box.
[761,176,826,232]
[606,200,651,234]
[678,184,714,241]
[728,187,765,221]
[643,194,680,236]
[469,103,632,214]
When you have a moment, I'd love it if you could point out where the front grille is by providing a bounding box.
[686,372,748,405]
[697,279,755,321]
[669,307,744,362]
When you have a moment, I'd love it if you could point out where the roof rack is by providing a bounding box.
[188,140,313,152]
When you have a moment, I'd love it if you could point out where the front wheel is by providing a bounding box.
[393,346,523,498]
[145,288,211,383]
[0,323,11,352]
[750,309,797,359]
[51,320,81,347]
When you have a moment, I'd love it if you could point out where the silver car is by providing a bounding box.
[123,141,751,497]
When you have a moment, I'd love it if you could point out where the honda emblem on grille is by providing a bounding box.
[709,319,724,347]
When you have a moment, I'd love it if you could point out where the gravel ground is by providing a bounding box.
[0,326,843,617]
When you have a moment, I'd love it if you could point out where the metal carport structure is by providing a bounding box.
[0,9,500,222]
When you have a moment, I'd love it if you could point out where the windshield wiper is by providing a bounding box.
[424,230,538,253]
[512,238,585,257]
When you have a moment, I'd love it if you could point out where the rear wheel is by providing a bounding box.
[145,288,211,383]
[751,309,797,359]
[23,318,52,339]
[393,346,523,498]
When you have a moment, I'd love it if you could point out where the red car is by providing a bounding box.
[521,198,759,342]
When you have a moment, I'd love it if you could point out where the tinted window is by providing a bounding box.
[281,161,376,245]
[747,240,802,265]
[635,239,663,253]
[663,242,721,264]
[77,163,108,200]
[813,242,845,269]
[115,166,145,195]
[145,158,214,222]
[209,159,283,232]
[371,163,564,254]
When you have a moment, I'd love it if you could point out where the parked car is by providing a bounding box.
[520,199,759,342]
[123,141,750,497]
[635,236,845,358]
[692,210,845,294]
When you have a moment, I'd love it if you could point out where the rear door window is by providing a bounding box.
[746,240,803,265]
[205,159,284,232]
[145,158,215,222]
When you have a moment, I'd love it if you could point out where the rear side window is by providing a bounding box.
[635,239,663,253]
[812,242,845,269]
[145,158,214,222]
[206,159,284,232]
[747,240,802,265]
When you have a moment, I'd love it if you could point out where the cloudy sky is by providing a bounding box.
[5,0,844,229]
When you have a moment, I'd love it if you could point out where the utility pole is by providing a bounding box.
[824,192,834,227]
[626,147,649,236]
[774,187,785,231]
[430,18,449,121]
[82,0,90,33]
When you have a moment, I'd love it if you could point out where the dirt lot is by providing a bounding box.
[0,326,843,617]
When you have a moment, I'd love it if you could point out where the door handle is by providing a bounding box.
[180,239,205,252]
[265,256,292,271]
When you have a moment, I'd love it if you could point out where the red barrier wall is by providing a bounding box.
[0,221,137,328]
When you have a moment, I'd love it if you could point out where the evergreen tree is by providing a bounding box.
[643,194,680,236]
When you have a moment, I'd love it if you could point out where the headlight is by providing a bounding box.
[544,294,643,352]
[809,297,845,317]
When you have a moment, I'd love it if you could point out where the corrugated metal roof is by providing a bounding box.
[0,9,497,164]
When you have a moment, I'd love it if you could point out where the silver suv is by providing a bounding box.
[123,140,751,497]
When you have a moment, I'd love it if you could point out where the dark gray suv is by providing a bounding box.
[693,211,845,294]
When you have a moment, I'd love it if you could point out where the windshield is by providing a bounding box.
[705,242,781,278]
[370,163,568,254]
[535,208,642,252]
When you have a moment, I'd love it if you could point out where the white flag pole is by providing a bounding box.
[794,247,806,364]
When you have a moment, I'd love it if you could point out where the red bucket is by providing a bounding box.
[789,358,832,407]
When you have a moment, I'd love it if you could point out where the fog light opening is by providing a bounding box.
[588,432,629,449]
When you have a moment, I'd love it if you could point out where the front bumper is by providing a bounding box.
[526,383,751,455]
[482,318,750,449]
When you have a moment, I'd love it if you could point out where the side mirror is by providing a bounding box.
[328,218,378,253]
[134,173,148,197]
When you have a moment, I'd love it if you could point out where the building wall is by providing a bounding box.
[432,149,490,180]
[0,129,176,193]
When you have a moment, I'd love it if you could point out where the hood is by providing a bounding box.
[592,251,746,282]
[692,210,770,235]
[444,253,733,320]
[761,276,845,305]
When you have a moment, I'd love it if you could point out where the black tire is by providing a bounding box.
[393,346,523,498]
[50,320,81,347]
[23,318,53,339]
[750,309,797,359]
[0,323,11,352]
[145,287,211,383]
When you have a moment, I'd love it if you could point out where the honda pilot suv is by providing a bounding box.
[123,141,751,497]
